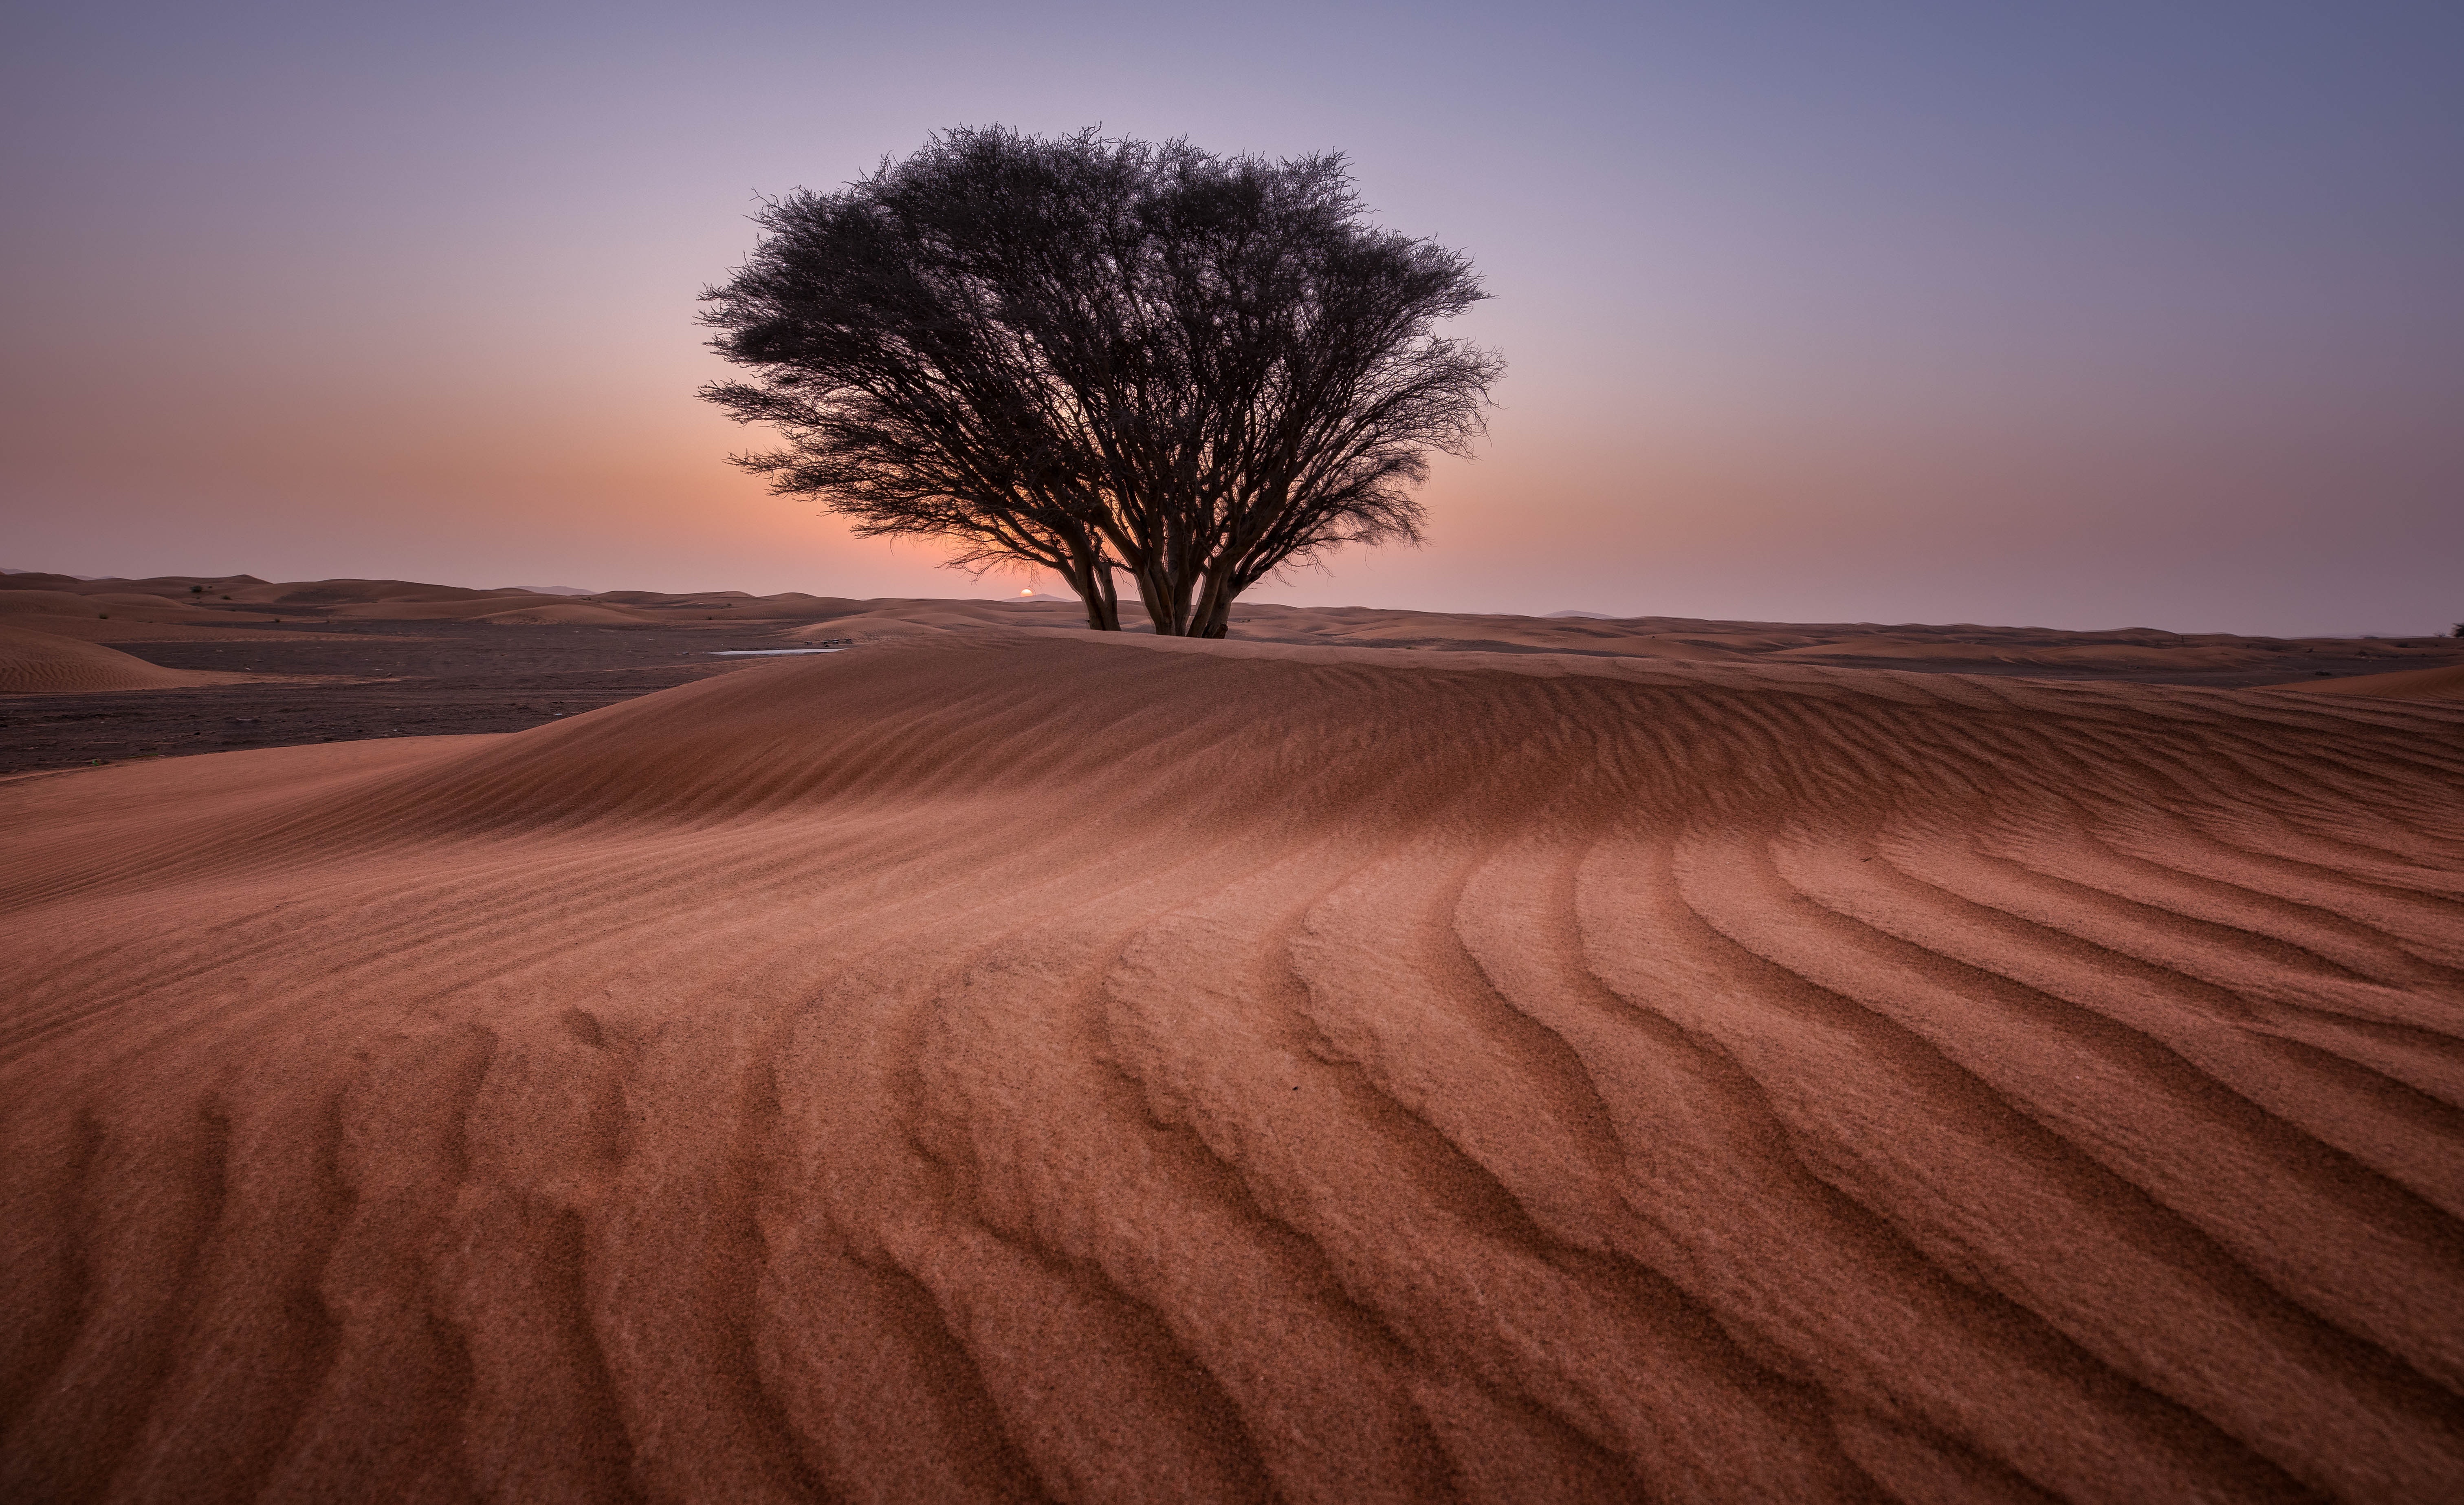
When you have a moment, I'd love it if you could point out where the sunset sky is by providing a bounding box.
[4,1,2457,636]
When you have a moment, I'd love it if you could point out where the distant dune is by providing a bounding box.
[0,624,262,694]
[4,632,2460,1501]
[8,570,2460,687]
[0,583,332,644]
[473,602,661,626]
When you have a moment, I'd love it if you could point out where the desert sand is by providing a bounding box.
[0,582,342,645]
[0,624,266,695]
[18,569,2460,778]
[10,571,2460,686]
[2293,664,2464,703]
[4,628,2462,1503]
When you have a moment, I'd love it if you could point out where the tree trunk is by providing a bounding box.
[1191,570,1239,639]
[1067,556,1120,631]
[1134,560,1195,636]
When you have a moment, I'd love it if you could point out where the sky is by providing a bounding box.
[3,0,2458,636]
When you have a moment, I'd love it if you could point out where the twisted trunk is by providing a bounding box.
[1063,551,1119,630]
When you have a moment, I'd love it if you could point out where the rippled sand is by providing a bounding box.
[4,632,2461,1502]
[0,624,260,694]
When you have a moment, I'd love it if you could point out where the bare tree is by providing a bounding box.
[700,126,1502,636]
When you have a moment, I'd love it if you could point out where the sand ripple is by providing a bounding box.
[3,634,2460,1503]
[0,625,260,695]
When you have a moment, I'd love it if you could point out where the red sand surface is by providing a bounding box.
[14,569,2464,686]
[2289,664,2464,703]
[0,582,337,644]
[3,631,2460,1502]
[0,625,263,694]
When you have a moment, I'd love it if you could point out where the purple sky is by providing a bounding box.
[4,1,2458,635]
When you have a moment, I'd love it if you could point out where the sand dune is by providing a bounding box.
[475,603,654,626]
[326,593,579,621]
[3,632,2460,1502]
[0,589,278,628]
[784,597,1091,640]
[770,595,2462,681]
[1216,608,2430,676]
[0,624,264,694]
[0,584,323,643]
[226,580,504,606]
[14,571,2461,686]
[0,588,127,617]
[2288,663,2464,702]
[0,619,351,646]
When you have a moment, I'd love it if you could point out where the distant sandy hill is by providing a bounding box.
[8,569,2457,687]
[4,632,2460,1500]
[0,579,345,643]
[474,602,657,626]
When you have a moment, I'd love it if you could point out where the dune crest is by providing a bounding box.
[3,634,2461,1502]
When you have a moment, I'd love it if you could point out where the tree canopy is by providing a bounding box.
[699,126,1502,636]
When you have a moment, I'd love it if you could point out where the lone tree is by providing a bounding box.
[699,126,1502,637]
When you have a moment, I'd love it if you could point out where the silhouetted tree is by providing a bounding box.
[699,126,1501,636]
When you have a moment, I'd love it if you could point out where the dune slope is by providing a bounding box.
[3,634,2462,1504]
[2288,663,2464,702]
[0,624,260,694]
[475,602,654,626]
